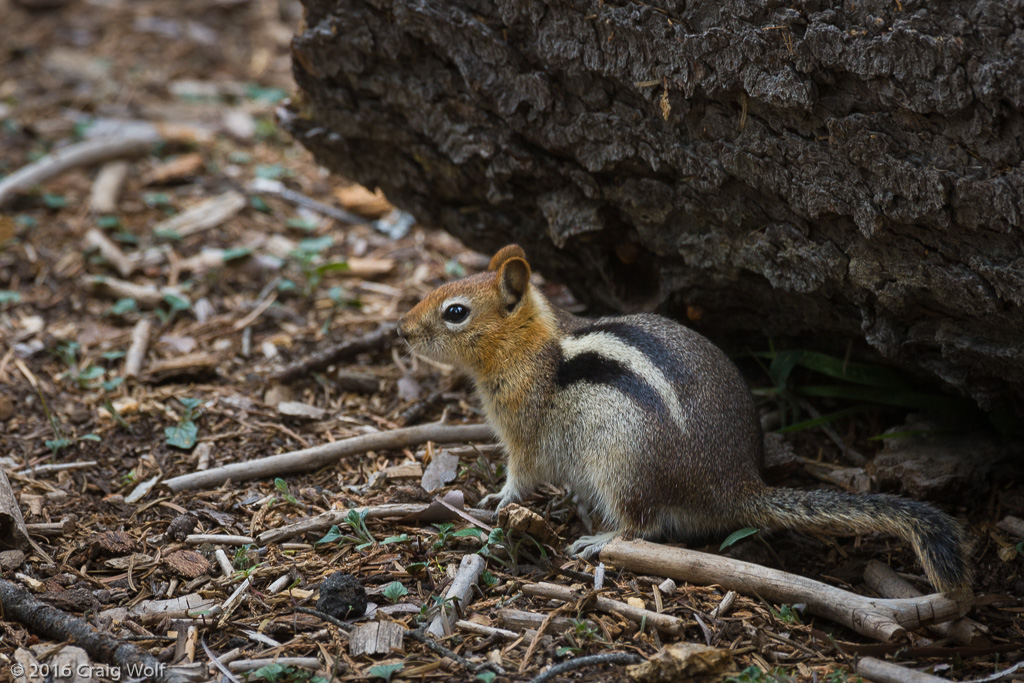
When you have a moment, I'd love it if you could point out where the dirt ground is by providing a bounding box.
[0,1,1022,682]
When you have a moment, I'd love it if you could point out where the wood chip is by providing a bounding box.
[349,621,405,656]
[163,550,212,580]
[150,190,246,239]
[142,152,204,185]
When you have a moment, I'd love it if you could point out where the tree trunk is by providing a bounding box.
[283,0,1024,412]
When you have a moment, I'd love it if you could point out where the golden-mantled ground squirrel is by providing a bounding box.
[398,245,971,595]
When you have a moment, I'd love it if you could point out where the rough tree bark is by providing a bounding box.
[283,0,1024,411]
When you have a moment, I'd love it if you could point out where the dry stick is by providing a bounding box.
[270,322,399,382]
[0,133,158,208]
[86,276,178,307]
[528,653,644,683]
[427,553,486,637]
[85,229,135,278]
[89,160,129,213]
[863,560,982,645]
[150,190,246,239]
[124,319,154,379]
[454,620,518,640]
[0,578,192,683]
[522,582,688,635]
[519,601,572,673]
[854,656,948,683]
[256,495,466,545]
[164,422,494,493]
[600,539,964,642]
[249,177,364,226]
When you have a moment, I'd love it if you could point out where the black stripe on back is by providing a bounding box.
[555,349,670,419]
[575,321,692,389]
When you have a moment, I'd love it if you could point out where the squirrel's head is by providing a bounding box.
[398,245,544,373]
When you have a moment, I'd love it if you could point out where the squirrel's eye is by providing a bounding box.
[443,303,469,323]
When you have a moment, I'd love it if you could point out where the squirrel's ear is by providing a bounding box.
[497,257,531,310]
[488,244,527,272]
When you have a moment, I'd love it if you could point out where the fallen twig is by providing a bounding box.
[85,228,135,278]
[269,322,399,382]
[249,177,364,226]
[454,620,518,640]
[427,553,485,637]
[85,276,184,307]
[164,422,493,492]
[600,539,965,642]
[522,582,689,635]
[0,578,195,682]
[150,190,246,239]
[528,652,644,683]
[89,160,129,213]
[0,133,157,208]
[864,560,983,645]
[855,656,948,683]
[124,319,153,379]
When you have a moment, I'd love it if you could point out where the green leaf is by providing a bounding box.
[45,438,72,454]
[768,350,803,388]
[165,421,198,449]
[316,525,345,545]
[296,236,333,254]
[15,214,37,228]
[255,164,291,179]
[79,433,101,442]
[42,193,67,209]
[452,528,483,539]
[112,231,138,244]
[78,366,105,381]
[368,663,404,682]
[481,570,499,587]
[0,290,22,304]
[179,397,203,411]
[315,261,350,275]
[153,228,183,241]
[162,292,191,313]
[143,192,172,208]
[245,83,288,103]
[720,527,760,551]
[476,672,497,683]
[228,151,252,164]
[275,478,289,494]
[101,350,126,360]
[249,195,272,214]
[101,377,124,392]
[286,217,317,231]
[221,247,252,262]
[382,581,408,603]
[107,298,138,316]
[792,351,909,389]
[381,534,410,545]
[96,215,121,229]
[277,279,298,293]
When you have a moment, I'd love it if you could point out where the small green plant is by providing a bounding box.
[382,581,408,603]
[770,603,803,624]
[475,672,497,683]
[156,291,191,324]
[233,544,257,571]
[431,523,482,551]
[823,669,863,683]
[557,618,601,656]
[165,397,203,449]
[0,290,21,305]
[249,662,327,683]
[274,478,299,506]
[288,236,348,295]
[42,193,68,209]
[481,570,500,587]
[368,663,403,682]
[316,508,376,549]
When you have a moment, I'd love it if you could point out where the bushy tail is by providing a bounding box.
[746,487,972,595]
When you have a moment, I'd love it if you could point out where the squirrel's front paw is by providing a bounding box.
[478,492,505,510]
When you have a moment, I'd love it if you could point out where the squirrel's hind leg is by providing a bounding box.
[568,531,619,560]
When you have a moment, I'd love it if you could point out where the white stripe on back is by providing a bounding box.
[559,331,686,431]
